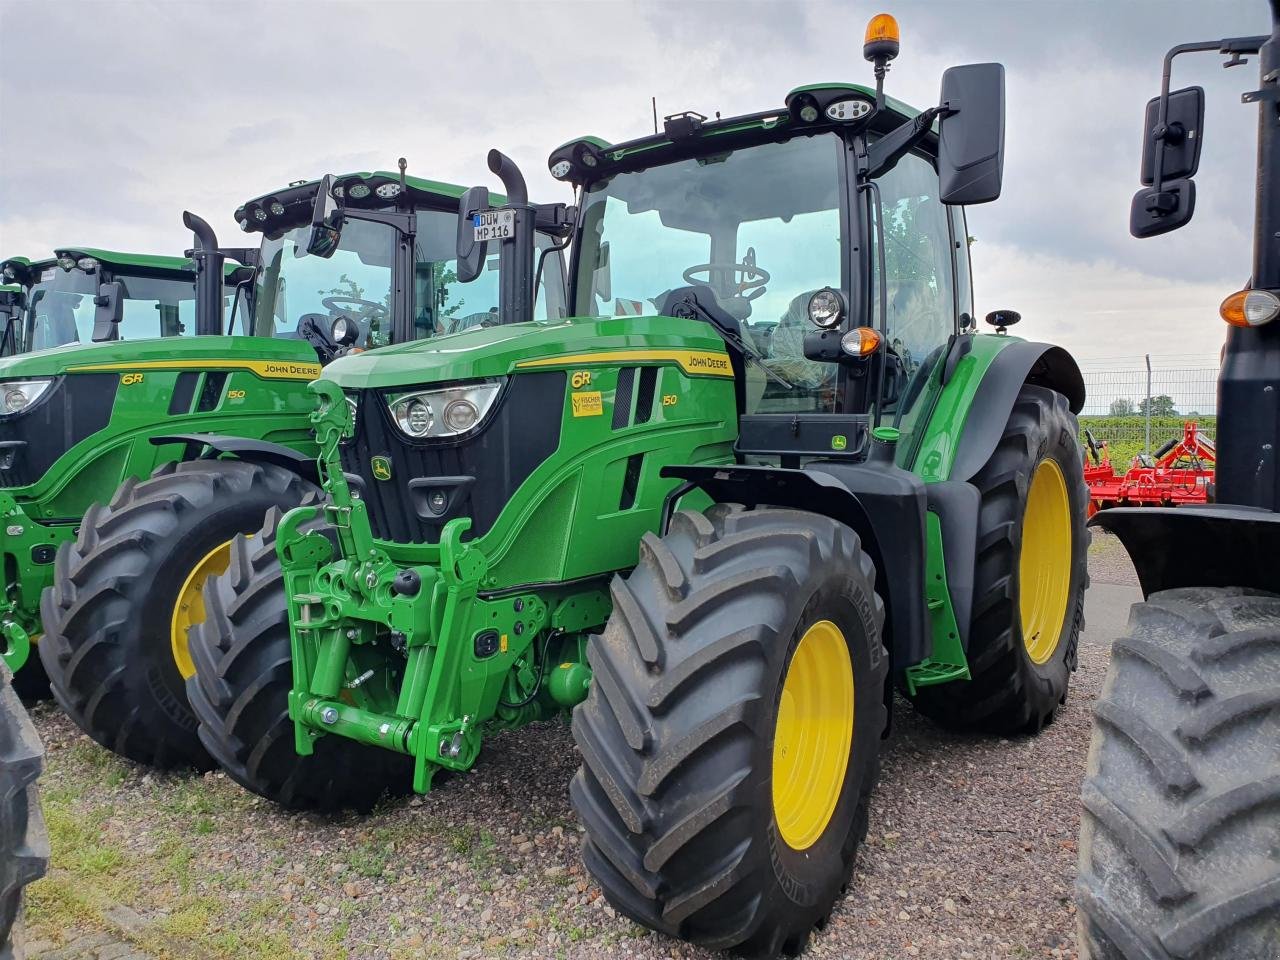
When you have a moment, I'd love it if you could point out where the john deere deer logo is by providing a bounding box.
[371,456,392,481]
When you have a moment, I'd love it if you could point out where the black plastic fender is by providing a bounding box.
[1091,504,1280,597]
[948,340,1084,484]
[149,433,319,486]
[661,461,931,671]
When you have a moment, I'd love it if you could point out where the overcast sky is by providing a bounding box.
[0,0,1270,372]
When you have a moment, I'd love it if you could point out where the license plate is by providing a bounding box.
[473,209,515,242]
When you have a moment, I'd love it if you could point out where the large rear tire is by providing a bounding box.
[0,663,49,951]
[1076,587,1280,960]
[186,507,412,812]
[571,504,888,959]
[909,384,1089,733]
[39,460,316,769]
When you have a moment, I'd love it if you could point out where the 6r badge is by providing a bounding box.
[371,456,393,481]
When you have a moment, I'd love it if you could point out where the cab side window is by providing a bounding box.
[873,150,957,375]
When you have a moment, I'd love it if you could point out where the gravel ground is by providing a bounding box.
[26,538,1140,960]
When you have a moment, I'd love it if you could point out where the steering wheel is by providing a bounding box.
[682,247,771,302]
[321,295,388,318]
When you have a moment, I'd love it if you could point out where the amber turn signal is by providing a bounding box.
[840,326,882,357]
[1220,288,1280,327]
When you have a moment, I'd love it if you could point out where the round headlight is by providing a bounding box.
[807,287,845,328]
[399,398,432,436]
[550,160,572,180]
[269,200,286,216]
[4,388,29,413]
[77,257,99,272]
[348,183,371,200]
[333,184,345,200]
[376,183,401,199]
[799,104,820,123]
[252,206,268,222]
[57,255,76,271]
[442,399,479,433]
[2,267,14,281]
[238,218,252,232]
[331,316,357,346]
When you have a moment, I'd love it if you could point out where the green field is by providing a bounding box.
[1078,415,1217,468]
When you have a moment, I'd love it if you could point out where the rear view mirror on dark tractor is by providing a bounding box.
[937,63,1006,205]
[1130,86,1205,238]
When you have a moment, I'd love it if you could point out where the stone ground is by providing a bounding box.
[24,535,1141,960]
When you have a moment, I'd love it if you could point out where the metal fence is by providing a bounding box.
[1077,359,1218,466]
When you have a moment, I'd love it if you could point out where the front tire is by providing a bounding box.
[39,460,317,769]
[1076,587,1280,960]
[0,663,49,950]
[186,507,411,812]
[909,384,1089,733]
[571,505,888,959]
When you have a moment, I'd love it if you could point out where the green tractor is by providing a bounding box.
[189,16,1089,957]
[1076,3,1280,957]
[0,247,247,698]
[23,171,566,765]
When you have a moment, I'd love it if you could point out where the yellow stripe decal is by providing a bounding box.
[515,349,733,378]
[65,359,323,381]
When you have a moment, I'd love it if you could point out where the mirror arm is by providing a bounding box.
[865,106,946,180]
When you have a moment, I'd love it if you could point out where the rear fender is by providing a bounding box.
[1091,505,1280,597]
[149,433,319,486]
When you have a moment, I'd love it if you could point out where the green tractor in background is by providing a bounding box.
[189,16,1089,958]
[1076,3,1280,957]
[0,247,247,698]
[19,171,565,766]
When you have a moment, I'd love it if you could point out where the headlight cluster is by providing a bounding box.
[1,378,52,414]
[387,381,501,439]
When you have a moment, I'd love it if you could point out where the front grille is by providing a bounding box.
[341,372,565,544]
[0,374,118,488]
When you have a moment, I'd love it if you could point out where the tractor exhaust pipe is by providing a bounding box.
[183,211,227,336]
[487,149,528,206]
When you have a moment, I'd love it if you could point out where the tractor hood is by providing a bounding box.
[0,335,319,381]
[319,314,732,391]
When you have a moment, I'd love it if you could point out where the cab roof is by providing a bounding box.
[2,248,214,279]
[549,82,928,184]
[235,170,505,238]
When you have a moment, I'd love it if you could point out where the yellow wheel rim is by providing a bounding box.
[1019,459,1073,665]
[169,540,234,680]
[771,619,855,851]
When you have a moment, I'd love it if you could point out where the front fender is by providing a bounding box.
[150,433,319,486]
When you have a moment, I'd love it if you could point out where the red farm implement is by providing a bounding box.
[1083,421,1215,517]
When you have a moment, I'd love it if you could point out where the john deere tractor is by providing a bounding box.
[25,171,566,767]
[0,247,247,699]
[188,16,1088,957]
[1076,4,1280,958]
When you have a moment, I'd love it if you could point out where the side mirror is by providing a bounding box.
[92,281,124,341]
[1131,177,1197,238]
[305,174,343,259]
[1140,86,1205,184]
[455,185,491,284]
[937,63,1006,205]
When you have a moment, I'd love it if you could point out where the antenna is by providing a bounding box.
[652,96,658,134]
[398,157,408,193]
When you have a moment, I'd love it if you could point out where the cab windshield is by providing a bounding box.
[250,218,397,347]
[24,264,198,350]
[573,135,845,413]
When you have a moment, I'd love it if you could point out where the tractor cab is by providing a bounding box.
[221,168,568,364]
[0,250,245,357]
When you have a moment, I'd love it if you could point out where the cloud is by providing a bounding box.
[0,0,1267,368]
